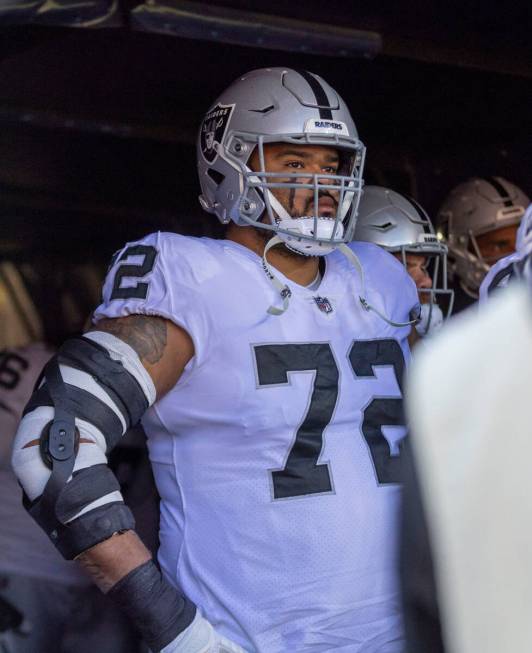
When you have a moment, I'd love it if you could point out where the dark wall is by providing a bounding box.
[0,19,530,264]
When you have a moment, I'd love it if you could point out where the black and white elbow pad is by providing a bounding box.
[11,331,156,559]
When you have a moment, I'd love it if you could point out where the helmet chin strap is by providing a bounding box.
[254,174,417,326]
[262,236,293,316]
[261,236,420,328]
[337,244,420,328]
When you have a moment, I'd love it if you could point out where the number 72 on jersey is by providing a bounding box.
[253,339,406,500]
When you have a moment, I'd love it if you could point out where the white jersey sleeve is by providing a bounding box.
[479,205,532,305]
[94,232,216,368]
[478,251,519,305]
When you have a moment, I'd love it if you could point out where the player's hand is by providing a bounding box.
[159,610,248,653]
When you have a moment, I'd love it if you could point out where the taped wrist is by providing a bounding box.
[108,560,196,653]
[12,330,156,559]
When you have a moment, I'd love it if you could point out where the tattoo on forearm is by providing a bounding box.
[93,316,167,365]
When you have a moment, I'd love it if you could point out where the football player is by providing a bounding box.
[478,203,532,304]
[354,186,454,338]
[436,176,529,313]
[12,68,419,652]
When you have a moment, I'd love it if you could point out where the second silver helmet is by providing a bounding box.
[354,185,453,308]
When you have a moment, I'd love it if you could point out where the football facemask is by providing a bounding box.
[197,68,365,257]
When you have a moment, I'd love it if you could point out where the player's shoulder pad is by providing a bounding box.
[346,240,419,311]
[478,250,520,305]
[112,232,224,287]
[95,232,223,343]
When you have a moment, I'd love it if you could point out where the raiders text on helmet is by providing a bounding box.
[197,68,366,256]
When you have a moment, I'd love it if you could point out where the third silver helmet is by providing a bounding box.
[436,177,530,296]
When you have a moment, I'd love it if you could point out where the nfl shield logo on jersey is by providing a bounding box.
[200,103,235,164]
[313,296,333,314]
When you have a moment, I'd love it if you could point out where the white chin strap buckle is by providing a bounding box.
[276,217,344,256]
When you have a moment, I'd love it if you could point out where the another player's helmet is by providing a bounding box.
[197,68,365,256]
[436,177,530,296]
[354,186,453,332]
[354,186,453,307]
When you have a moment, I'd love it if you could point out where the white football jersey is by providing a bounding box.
[479,204,532,305]
[0,343,89,585]
[94,233,419,653]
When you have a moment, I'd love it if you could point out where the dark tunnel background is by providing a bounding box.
[0,1,530,267]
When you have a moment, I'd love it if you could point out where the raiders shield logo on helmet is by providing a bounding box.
[200,103,235,164]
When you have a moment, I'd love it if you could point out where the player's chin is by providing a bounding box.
[273,239,310,261]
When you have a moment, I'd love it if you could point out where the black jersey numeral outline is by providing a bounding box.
[110,245,157,301]
[253,339,406,499]
[348,339,406,485]
[254,343,339,499]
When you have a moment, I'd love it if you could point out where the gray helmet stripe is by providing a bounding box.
[481,176,513,207]
[405,194,429,220]
[404,193,432,233]
[297,70,333,119]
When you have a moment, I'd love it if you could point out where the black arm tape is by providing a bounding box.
[21,337,149,559]
[108,560,196,652]
[55,464,121,523]
[27,463,122,546]
[53,502,135,560]
[59,336,148,427]
[26,383,124,451]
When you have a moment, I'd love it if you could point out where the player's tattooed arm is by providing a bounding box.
[73,317,193,610]
[95,315,168,365]
[91,315,194,398]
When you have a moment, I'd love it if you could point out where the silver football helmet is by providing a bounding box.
[437,177,530,297]
[354,185,454,331]
[197,68,366,256]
